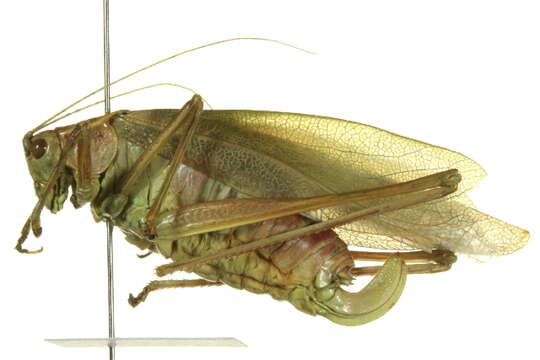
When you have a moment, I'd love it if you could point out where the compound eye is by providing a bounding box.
[30,138,48,159]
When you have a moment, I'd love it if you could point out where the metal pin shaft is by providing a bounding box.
[103,1,115,360]
[103,0,111,114]
[106,218,115,360]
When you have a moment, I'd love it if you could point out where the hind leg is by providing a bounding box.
[350,249,457,276]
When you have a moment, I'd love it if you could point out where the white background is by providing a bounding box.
[1,1,538,359]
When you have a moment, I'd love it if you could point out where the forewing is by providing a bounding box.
[119,109,528,256]
[191,110,528,256]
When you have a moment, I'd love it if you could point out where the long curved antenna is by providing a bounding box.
[31,37,314,134]
[52,82,213,123]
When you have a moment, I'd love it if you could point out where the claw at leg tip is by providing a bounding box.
[128,294,138,307]
[15,245,44,254]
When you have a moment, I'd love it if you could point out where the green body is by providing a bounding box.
[92,110,365,318]
[21,106,528,325]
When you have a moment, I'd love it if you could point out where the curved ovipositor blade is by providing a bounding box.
[320,256,407,326]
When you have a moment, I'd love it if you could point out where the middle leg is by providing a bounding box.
[128,279,222,307]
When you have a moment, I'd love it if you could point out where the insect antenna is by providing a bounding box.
[19,37,313,253]
[31,37,313,134]
[52,82,213,124]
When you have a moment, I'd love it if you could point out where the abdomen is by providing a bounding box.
[103,123,354,303]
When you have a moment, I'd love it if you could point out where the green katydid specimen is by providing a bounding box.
[17,39,529,326]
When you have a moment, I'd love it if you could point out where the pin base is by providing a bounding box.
[45,337,247,347]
